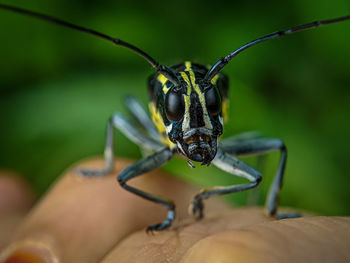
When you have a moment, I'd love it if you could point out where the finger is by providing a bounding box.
[0,170,35,214]
[101,209,349,263]
[0,171,36,251]
[101,207,275,263]
[0,158,230,263]
[180,216,350,263]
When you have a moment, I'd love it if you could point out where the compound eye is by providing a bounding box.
[205,86,222,116]
[165,89,185,121]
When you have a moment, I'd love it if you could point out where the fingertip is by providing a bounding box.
[0,171,36,214]
[0,170,37,251]
[0,240,58,263]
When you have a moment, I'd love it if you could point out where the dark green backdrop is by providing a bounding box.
[0,0,349,215]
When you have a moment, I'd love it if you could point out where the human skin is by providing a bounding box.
[0,158,349,263]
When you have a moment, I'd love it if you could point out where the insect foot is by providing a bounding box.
[190,196,204,220]
[146,210,176,233]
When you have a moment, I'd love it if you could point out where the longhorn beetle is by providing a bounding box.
[1,4,349,232]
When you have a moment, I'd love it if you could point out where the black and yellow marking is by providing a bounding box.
[148,61,229,148]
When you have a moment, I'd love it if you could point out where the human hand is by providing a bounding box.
[1,158,349,263]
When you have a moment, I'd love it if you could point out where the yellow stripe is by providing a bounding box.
[157,74,171,94]
[157,74,168,85]
[180,71,191,129]
[148,102,174,147]
[211,74,220,85]
[182,62,213,130]
[180,72,191,95]
[179,68,192,132]
[222,99,229,123]
[188,68,196,88]
[185,61,192,70]
[195,84,212,129]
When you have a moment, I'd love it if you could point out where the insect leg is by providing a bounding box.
[190,148,262,219]
[117,148,175,232]
[78,113,163,176]
[220,137,300,218]
[222,131,263,142]
[124,96,159,141]
[111,114,163,152]
[247,154,267,206]
[77,116,115,176]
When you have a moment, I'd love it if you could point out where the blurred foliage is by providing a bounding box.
[0,0,349,215]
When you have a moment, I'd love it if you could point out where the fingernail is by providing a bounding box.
[3,250,45,263]
[1,243,57,263]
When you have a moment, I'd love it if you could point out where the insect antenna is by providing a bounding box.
[204,15,350,82]
[0,3,181,86]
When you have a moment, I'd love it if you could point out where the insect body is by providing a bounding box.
[1,3,349,231]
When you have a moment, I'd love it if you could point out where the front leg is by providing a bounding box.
[220,137,300,218]
[191,149,262,219]
[117,148,175,232]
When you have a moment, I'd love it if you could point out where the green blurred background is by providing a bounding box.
[0,0,349,215]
